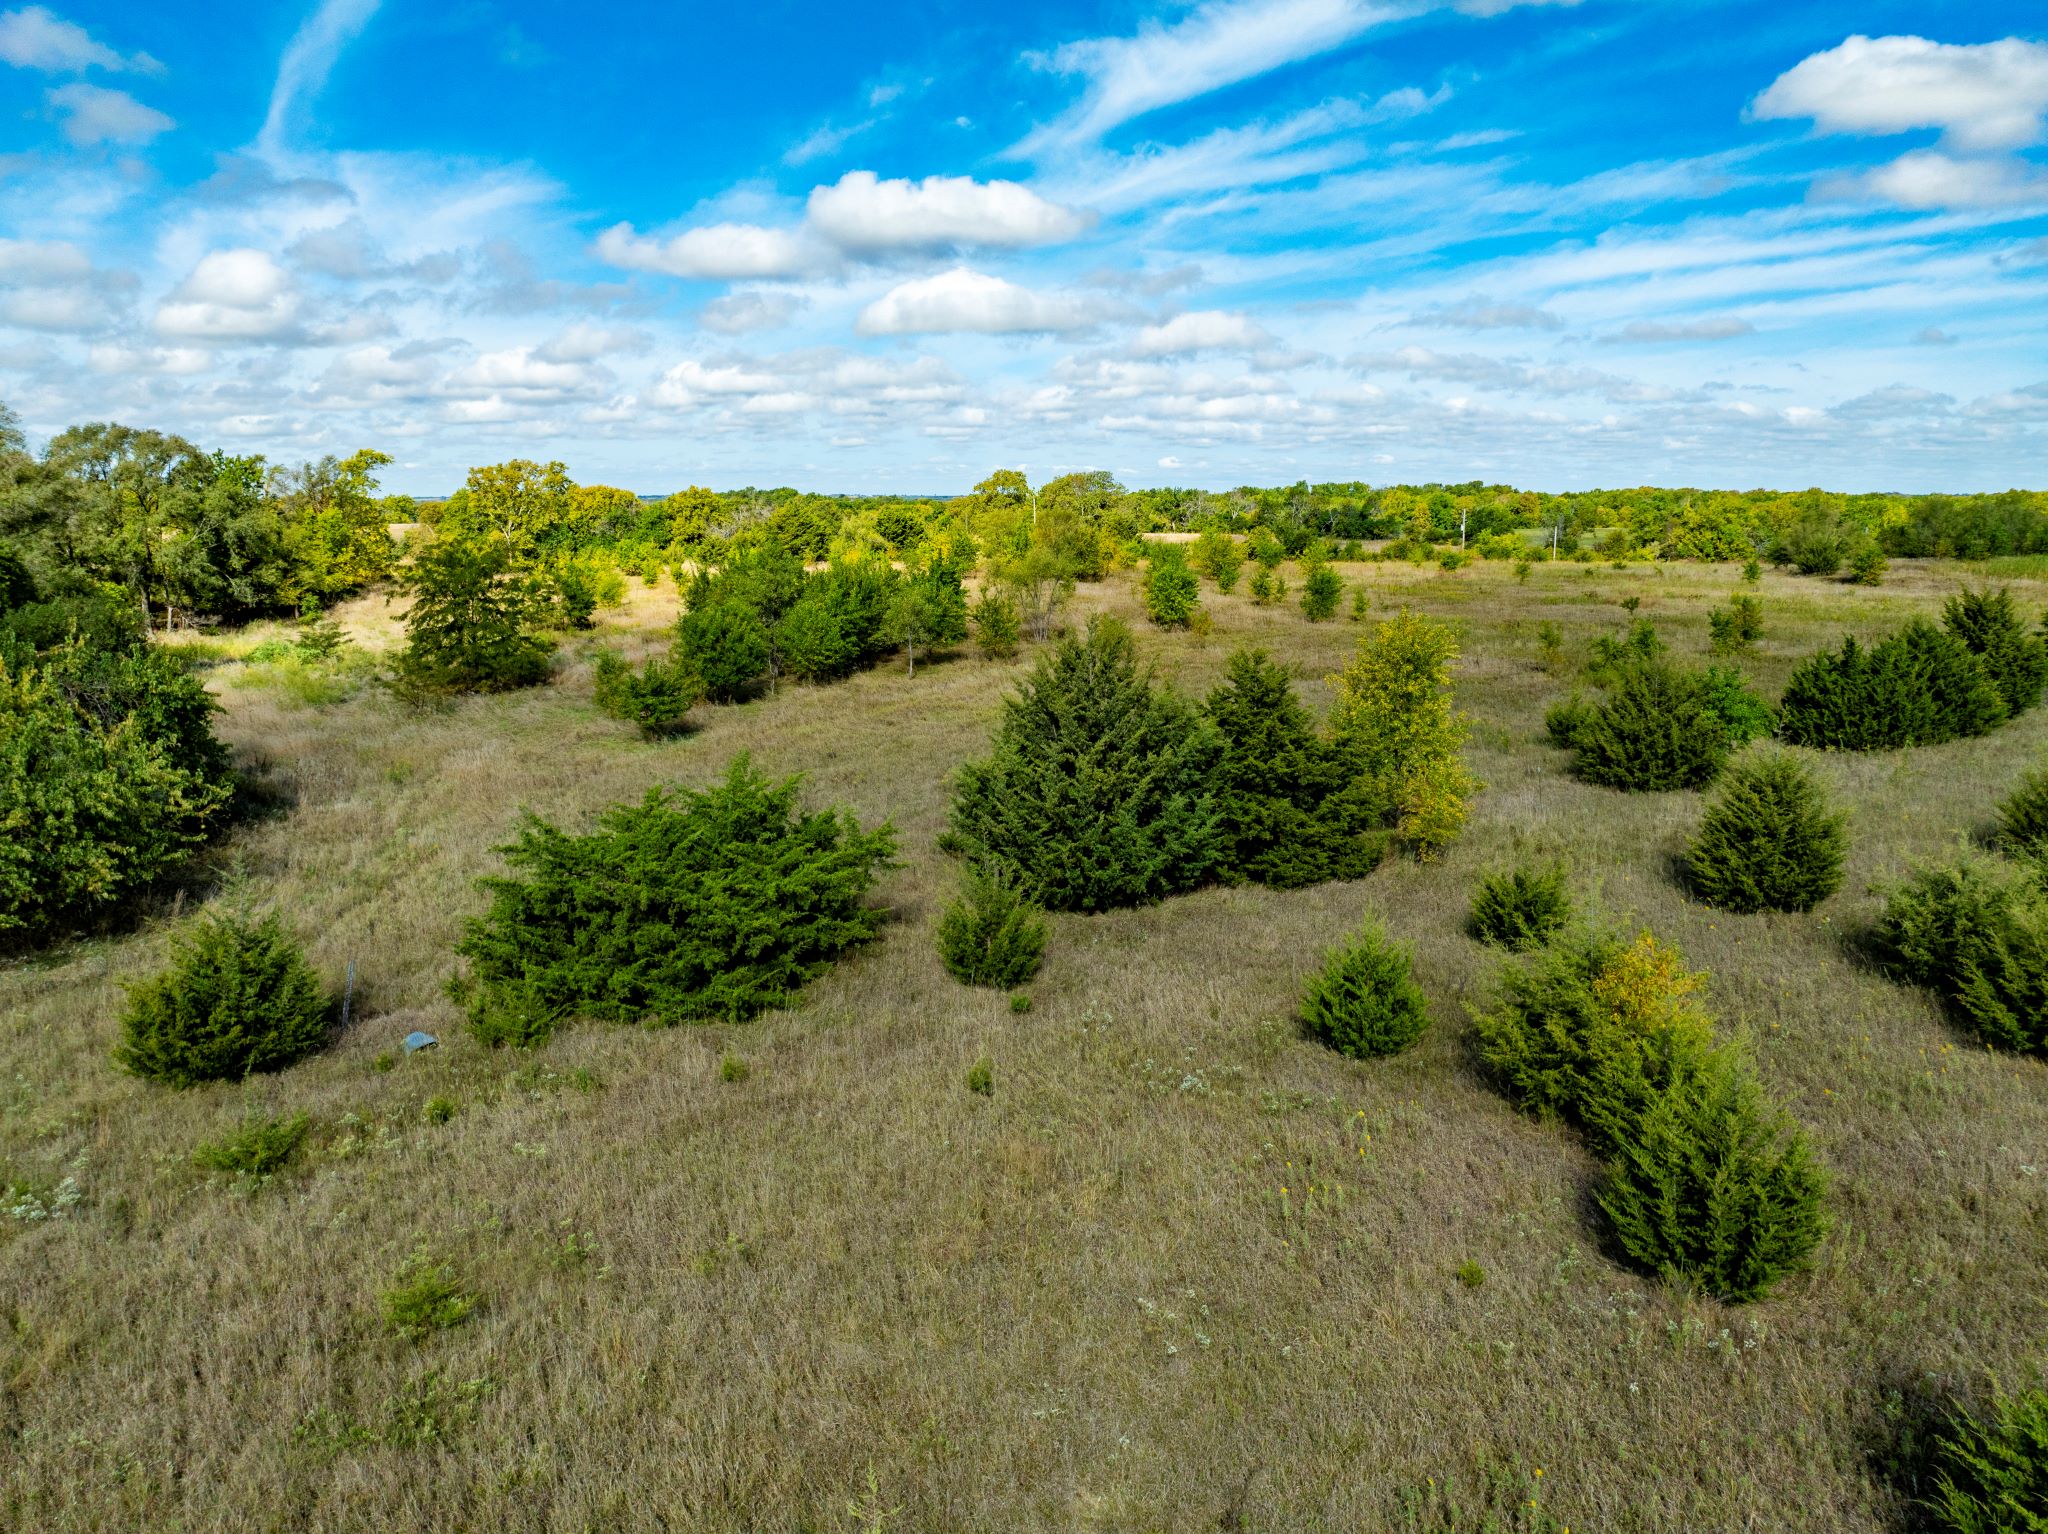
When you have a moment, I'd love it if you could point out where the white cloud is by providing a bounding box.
[260,0,381,154]
[1407,295,1564,330]
[535,322,647,363]
[805,171,1090,252]
[699,290,806,334]
[0,285,104,330]
[0,236,91,283]
[0,5,160,73]
[1130,309,1274,354]
[47,81,172,144]
[1824,149,2048,210]
[855,267,1121,336]
[594,220,821,279]
[1604,317,1755,343]
[1751,35,2048,152]
[154,248,302,341]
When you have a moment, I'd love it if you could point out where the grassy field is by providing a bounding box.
[5,554,2047,1532]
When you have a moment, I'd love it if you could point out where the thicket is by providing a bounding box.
[114,912,330,1088]
[1685,752,1847,913]
[1777,616,2019,751]
[1190,529,1242,592]
[936,869,1047,988]
[1298,921,1429,1058]
[1468,864,1572,951]
[456,756,896,1043]
[592,647,702,736]
[1472,930,1827,1301]
[1552,650,1773,792]
[1,636,234,946]
[1878,851,2048,1055]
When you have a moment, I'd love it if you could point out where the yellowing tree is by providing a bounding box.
[1326,610,1477,856]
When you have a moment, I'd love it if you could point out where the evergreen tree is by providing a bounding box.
[936,868,1047,987]
[393,536,555,697]
[1686,751,1846,913]
[1300,558,1343,622]
[1141,544,1200,628]
[1191,528,1243,592]
[1565,658,1735,792]
[676,600,771,702]
[1468,863,1573,950]
[1944,587,2047,718]
[115,911,329,1087]
[947,617,1225,911]
[1779,623,2006,750]
[1299,921,1429,1058]
[1995,761,2048,859]
[1204,649,1362,887]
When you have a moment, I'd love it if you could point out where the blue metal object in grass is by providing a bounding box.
[402,1031,438,1055]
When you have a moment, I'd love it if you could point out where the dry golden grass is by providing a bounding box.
[5,556,2048,1532]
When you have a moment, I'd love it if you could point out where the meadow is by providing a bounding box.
[4,551,2046,1533]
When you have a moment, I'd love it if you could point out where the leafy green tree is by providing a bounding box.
[114,912,329,1087]
[1686,752,1846,913]
[947,617,1224,911]
[1141,544,1200,628]
[1326,611,1476,855]
[592,647,702,736]
[1300,557,1343,622]
[677,601,771,702]
[885,557,968,674]
[275,448,398,603]
[457,757,897,1039]
[1191,528,1243,592]
[440,459,573,560]
[393,537,555,697]
[969,590,1021,658]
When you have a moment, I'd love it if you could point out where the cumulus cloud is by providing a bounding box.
[652,349,962,418]
[1130,310,1274,355]
[1823,149,2048,210]
[593,221,822,280]
[47,81,172,144]
[0,5,160,73]
[0,236,91,283]
[855,267,1123,336]
[805,171,1090,252]
[1751,35,2048,152]
[154,248,303,341]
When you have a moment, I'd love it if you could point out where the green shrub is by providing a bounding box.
[1708,594,1763,655]
[1,641,234,946]
[1596,1041,1828,1302]
[1350,587,1371,622]
[1776,514,1849,576]
[1544,692,1593,749]
[1300,559,1343,622]
[457,756,896,1040]
[381,1248,475,1340]
[772,592,858,683]
[1247,565,1279,606]
[424,1096,457,1124]
[966,1056,994,1097]
[1564,659,1737,792]
[1925,1384,2048,1533]
[1141,546,1200,628]
[676,600,770,702]
[1191,529,1243,592]
[1298,921,1429,1058]
[936,869,1048,988]
[1778,623,2006,750]
[115,912,330,1088]
[392,537,555,697]
[1995,763,2048,858]
[1685,751,1846,913]
[592,647,702,736]
[1325,611,1476,856]
[947,618,1224,912]
[1847,543,1888,586]
[1743,558,1762,584]
[192,1111,310,1178]
[1944,587,2047,718]
[1587,619,1664,685]
[970,591,1021,658]
[718,1053,748,1084]
[1700,665,1778,746]
[1472,929,1718,1153]
[1468,864,1572,951]
[1878,853,2048,1054]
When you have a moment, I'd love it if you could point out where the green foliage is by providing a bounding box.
[0,641,234,945]
[936,868,1048,988]
[1878,853,2048,1054]
[1301,560,1344,622]
[424,1096,457,1124]
[1456,1260,1486,1289]
[1586,619,1664,685]
[592,647,702,736]
[1847,543,1889,586]
[1944,587,2047,718]
[885,557,968,672]
[1298,920,1430,1058]
[393,537,554,698]
[1247,564,1279,606]
[1743,557,1762,584]
[947,618,1224,912]
[718,1053,749,1084]
[677,599,772,701]
[1700,665,1778,747]
[1778,623,2007,750]
[1468,864,1572,951]
[115,912,330,1088]
[1562,658,1741,792]
[1707,594,1763,654]
[1350,586,1371,622]
[966,1056,994,1097]
[1995,762,2048,858]
[1325,611,1477,855]
[969,590,1021,658]
[1925,1384,2048,1533]
[1685,751,1846,913]
[380,1248,476,1340]
[1596,1041,1829,1303]
[1141,545,1201,628]
[192,1112,311,1179]
[458,757,896,1039]
[1776,513,1849,576]
[1191,528,1243,592]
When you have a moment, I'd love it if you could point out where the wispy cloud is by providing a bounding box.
[260,0,383,155]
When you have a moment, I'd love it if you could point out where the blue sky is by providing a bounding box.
[1,1,2045,494]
